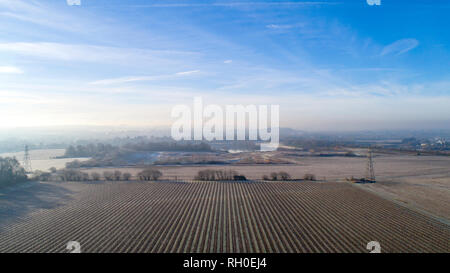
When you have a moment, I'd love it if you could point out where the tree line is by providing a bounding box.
[261,172,316,181]
[195,169,242,181]
[31,167,164,182]
[30,167,316,182]
[194,169,316,181]
[62,141,213,158]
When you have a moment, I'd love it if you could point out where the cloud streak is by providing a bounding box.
[90,70,200,85]
[266,24,295,29]
[381,39,419,56]
[0,42,197,63]
[175,70,200,75]
[0,0,85,32]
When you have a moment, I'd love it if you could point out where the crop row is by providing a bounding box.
[0,181,448,252]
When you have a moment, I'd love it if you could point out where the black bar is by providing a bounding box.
[1,253,447,272]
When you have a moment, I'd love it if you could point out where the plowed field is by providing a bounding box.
[0,181,448,253]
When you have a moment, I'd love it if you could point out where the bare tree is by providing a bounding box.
[114,170,122,181]
[195,170,212,180]
[58,169,89,181]
[122,172,132,181]
[91,172,101,181]
[150,169,162,180]
[270,172,278,181]
[103,171,114,181]
[278,171,291,181]
[195,169,240,181]
[303,173,316,181]
[138,168,162,181]
[81,172,89,181]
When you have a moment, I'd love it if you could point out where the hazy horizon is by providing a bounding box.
[1,125,450,142]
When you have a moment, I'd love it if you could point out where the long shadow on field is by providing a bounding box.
[0,182,74,231]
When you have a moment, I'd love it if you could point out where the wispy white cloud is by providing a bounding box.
[175,70,200,76]
[66,0,81,6]
[0,11,74,32]
[90,70,200,85]
[381,38,419,56]
[0,0,42,13]
[265,23,309,33]
[0,66,23,74]
[0,0,84,32]
[224,60,233,64]
[0,42,196,63]
[89,76,159,85]
[266,24,295,30]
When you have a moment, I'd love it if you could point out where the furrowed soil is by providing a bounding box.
[82,153,450,219]
[0,180,448,253]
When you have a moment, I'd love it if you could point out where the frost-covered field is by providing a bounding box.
[81,153,450,220]
[0,149,90,171]
[0,180,448,253]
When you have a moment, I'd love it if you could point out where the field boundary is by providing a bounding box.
[350,182,450,227]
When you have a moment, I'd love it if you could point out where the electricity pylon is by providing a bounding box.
[365,148,375,182]
[23,145,32,173]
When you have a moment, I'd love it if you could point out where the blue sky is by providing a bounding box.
[0,0,449,130]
